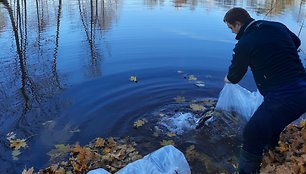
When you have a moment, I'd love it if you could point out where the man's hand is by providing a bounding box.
[224,75,231,83]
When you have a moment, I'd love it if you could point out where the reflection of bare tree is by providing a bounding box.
[35,0,41,49]
[0,0,64,135]
[1,0,30,110]
[78,0,120,77]
[144,0,165,7]
[78,0,102,77]
[0,0,36,137]
[53,0,62,88]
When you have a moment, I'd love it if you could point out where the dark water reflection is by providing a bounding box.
[0,0,305,173]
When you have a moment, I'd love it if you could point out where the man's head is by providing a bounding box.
[223,7,251,34]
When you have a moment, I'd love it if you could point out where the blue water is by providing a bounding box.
[0,0,305,173]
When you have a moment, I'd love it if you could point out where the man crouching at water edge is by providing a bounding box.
[223,7,306,174]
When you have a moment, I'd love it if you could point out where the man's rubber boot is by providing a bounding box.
[238,148,262,174]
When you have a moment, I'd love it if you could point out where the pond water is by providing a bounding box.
[0,0,305,173]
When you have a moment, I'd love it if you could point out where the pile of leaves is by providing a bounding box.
[260,121,306,173]
[23,137,142,174]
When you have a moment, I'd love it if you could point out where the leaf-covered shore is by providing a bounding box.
[19,120,306,174]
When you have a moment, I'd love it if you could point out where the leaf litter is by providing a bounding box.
[34,137,142,173]
[260,121,306,174]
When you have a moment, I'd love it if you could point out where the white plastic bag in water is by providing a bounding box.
[116,145,191,174]
[215,84,263,121]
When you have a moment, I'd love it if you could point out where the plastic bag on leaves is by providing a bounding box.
[88,168,111,174]
[215,84,263,121]
[116,145,191,174]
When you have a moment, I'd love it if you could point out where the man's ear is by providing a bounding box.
[235,21,242,27]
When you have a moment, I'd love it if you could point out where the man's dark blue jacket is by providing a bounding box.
[227,19,306,94]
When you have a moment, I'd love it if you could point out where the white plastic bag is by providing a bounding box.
[88,168,111,174]
[215,84,263,121]
[116,145,191,174]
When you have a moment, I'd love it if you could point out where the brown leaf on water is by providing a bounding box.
[103,147,112,155]
[202,99,216,106]
[107,137,117,147]
[187,75,197,81]
[10,139,27,150]
[75,147,96,164]
[71,144,82,154]
[71,160,88,172]
[133,119,145,128]
[22,167,34,174]
[276,142,288,153]
[47,144,71,163]
[38,137,142,173]
[190,104,205,111]
[160,140,175,146]
[95,138,105,148]
[167,132,176,137]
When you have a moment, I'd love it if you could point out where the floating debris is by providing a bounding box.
[129,76,138,83]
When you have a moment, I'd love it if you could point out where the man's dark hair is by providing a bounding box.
[223,7,251,25]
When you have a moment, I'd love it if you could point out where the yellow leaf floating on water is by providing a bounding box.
[187,75,197,81]
[190,104,205,111]
[12,150,21,160]
[159,113,165,117]
[129,76,138,82]
[47,144,71,163]
[22,167,34,174]
[10,139,27,150]
[160,140,175,146]
[133,119,145,128]
[202,99,216,106]
[167,132,176,137]
[175,96,185,103]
